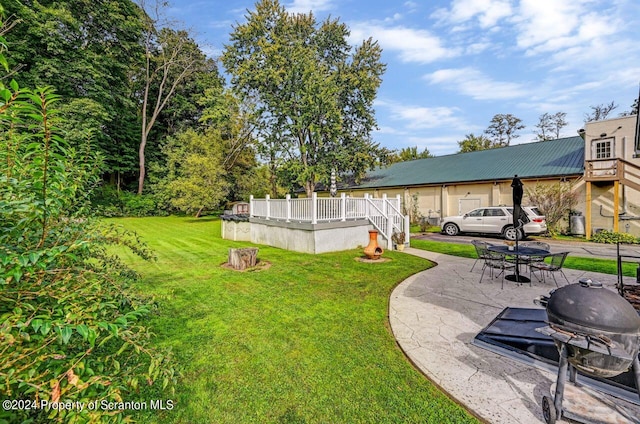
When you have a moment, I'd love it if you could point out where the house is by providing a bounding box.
[327,114,640,238]
[582,115,640,236]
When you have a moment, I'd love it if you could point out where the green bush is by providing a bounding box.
[93,187,164,217]
[0,82,174,422]
[119,191,158,217]
[590,229,638,244]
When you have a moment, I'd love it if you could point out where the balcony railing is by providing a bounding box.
[585,158,622,181]
[250,193,409,248]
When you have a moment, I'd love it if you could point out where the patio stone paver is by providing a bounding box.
[390,247,640,423]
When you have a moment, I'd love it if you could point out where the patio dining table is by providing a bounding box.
[488,245,550,283]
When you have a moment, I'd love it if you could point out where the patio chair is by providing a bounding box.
[520,241,551,251]
[518,241,551,272]
[479,250,516,289]
[470,240,493,272]
[529,251,570,287]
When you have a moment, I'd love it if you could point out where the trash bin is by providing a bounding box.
[570,214,585,236]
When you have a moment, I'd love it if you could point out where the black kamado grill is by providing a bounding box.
[536,278,640,424]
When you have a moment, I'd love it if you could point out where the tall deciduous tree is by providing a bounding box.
[534,112,567,141]
[457,133,493,152]
[198,84,265,202]
[3,0,145,185]
[161,128,229,217]
[222,0,386,196]
[136,0,211,194]
[584,101,618,122]
[387,146,434,163]
[484,113,524,147]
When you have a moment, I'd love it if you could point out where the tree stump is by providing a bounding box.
[228,248,259,270]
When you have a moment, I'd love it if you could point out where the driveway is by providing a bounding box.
[412,232,640,261]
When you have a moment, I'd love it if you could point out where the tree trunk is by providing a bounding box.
[304,180,315,197]
[228,248,258,270]
[138,135,146,195]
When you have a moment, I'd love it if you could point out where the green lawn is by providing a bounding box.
[110,216,480,424]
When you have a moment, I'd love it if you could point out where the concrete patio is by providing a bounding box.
[389,247,640,423]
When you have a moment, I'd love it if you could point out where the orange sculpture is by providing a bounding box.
[363,229,384,259]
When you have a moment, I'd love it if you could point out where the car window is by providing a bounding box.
[528,207,543,215]
[467,209,484,217]
[485,208,506,217]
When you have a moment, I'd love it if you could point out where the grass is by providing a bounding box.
[409,238,637,276]
[408,224,441,234]
[109,216,480,424]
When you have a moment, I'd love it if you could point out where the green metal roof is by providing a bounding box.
[350,136,585,189]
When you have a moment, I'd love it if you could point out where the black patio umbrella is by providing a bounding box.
[510,175,529,241]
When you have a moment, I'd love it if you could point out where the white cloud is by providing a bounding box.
[514,0,620,56]
[425,68,529,100]
[431,0,513,28]
[465,41,492,54]
[376,99,467,130]
[284,0,334,14]
[384,13,403,23]
[404,135,466,156]
[373,125,400,135]
[200,44,222,58]
[403,1,419,12]
[350,23,459,63]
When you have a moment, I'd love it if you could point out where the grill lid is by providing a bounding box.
[546,279,640,334]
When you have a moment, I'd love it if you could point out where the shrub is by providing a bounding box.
[0,79,174,423]
[590,229,638,244]
[119,191,158,217]
[391,231,406,244]
[418,217,432,233]
[93,186,164,217]
[526,182,578,235]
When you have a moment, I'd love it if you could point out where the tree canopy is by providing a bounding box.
[584,101,618,122]
[457,133,493,153]
[3,0,145,185]
[387,146,434,162]
[222,0,387,196]
[484,113,524,147]
[534,112,567,141]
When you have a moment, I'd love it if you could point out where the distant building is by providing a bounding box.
[321,114,640,238]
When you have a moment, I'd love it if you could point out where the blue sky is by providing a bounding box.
[165,0,640,156]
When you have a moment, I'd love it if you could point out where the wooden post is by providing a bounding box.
[586,182,592,239]
[249,195,254,218]
[311,192,317,224]
[383,194,392,249]
[265,194,270,220]
[404,215,410,244]
[286,194,291,222]
[614,180,620,233]
[228,248,258,270]
[364,193,369,219]
[340,193,346,221]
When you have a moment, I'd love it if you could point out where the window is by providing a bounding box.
[467,209,484,217]
[484,208,506,217]
[593,138,613,159]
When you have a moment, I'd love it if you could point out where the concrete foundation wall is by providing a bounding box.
[250,218,376,254]
[221,220,251,241]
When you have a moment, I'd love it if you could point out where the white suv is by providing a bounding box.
[440,206,547,241]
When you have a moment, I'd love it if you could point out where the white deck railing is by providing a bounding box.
[250,193,409,249]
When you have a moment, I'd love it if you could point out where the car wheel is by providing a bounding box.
[503,226,523,241]
[443,223,459,236]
